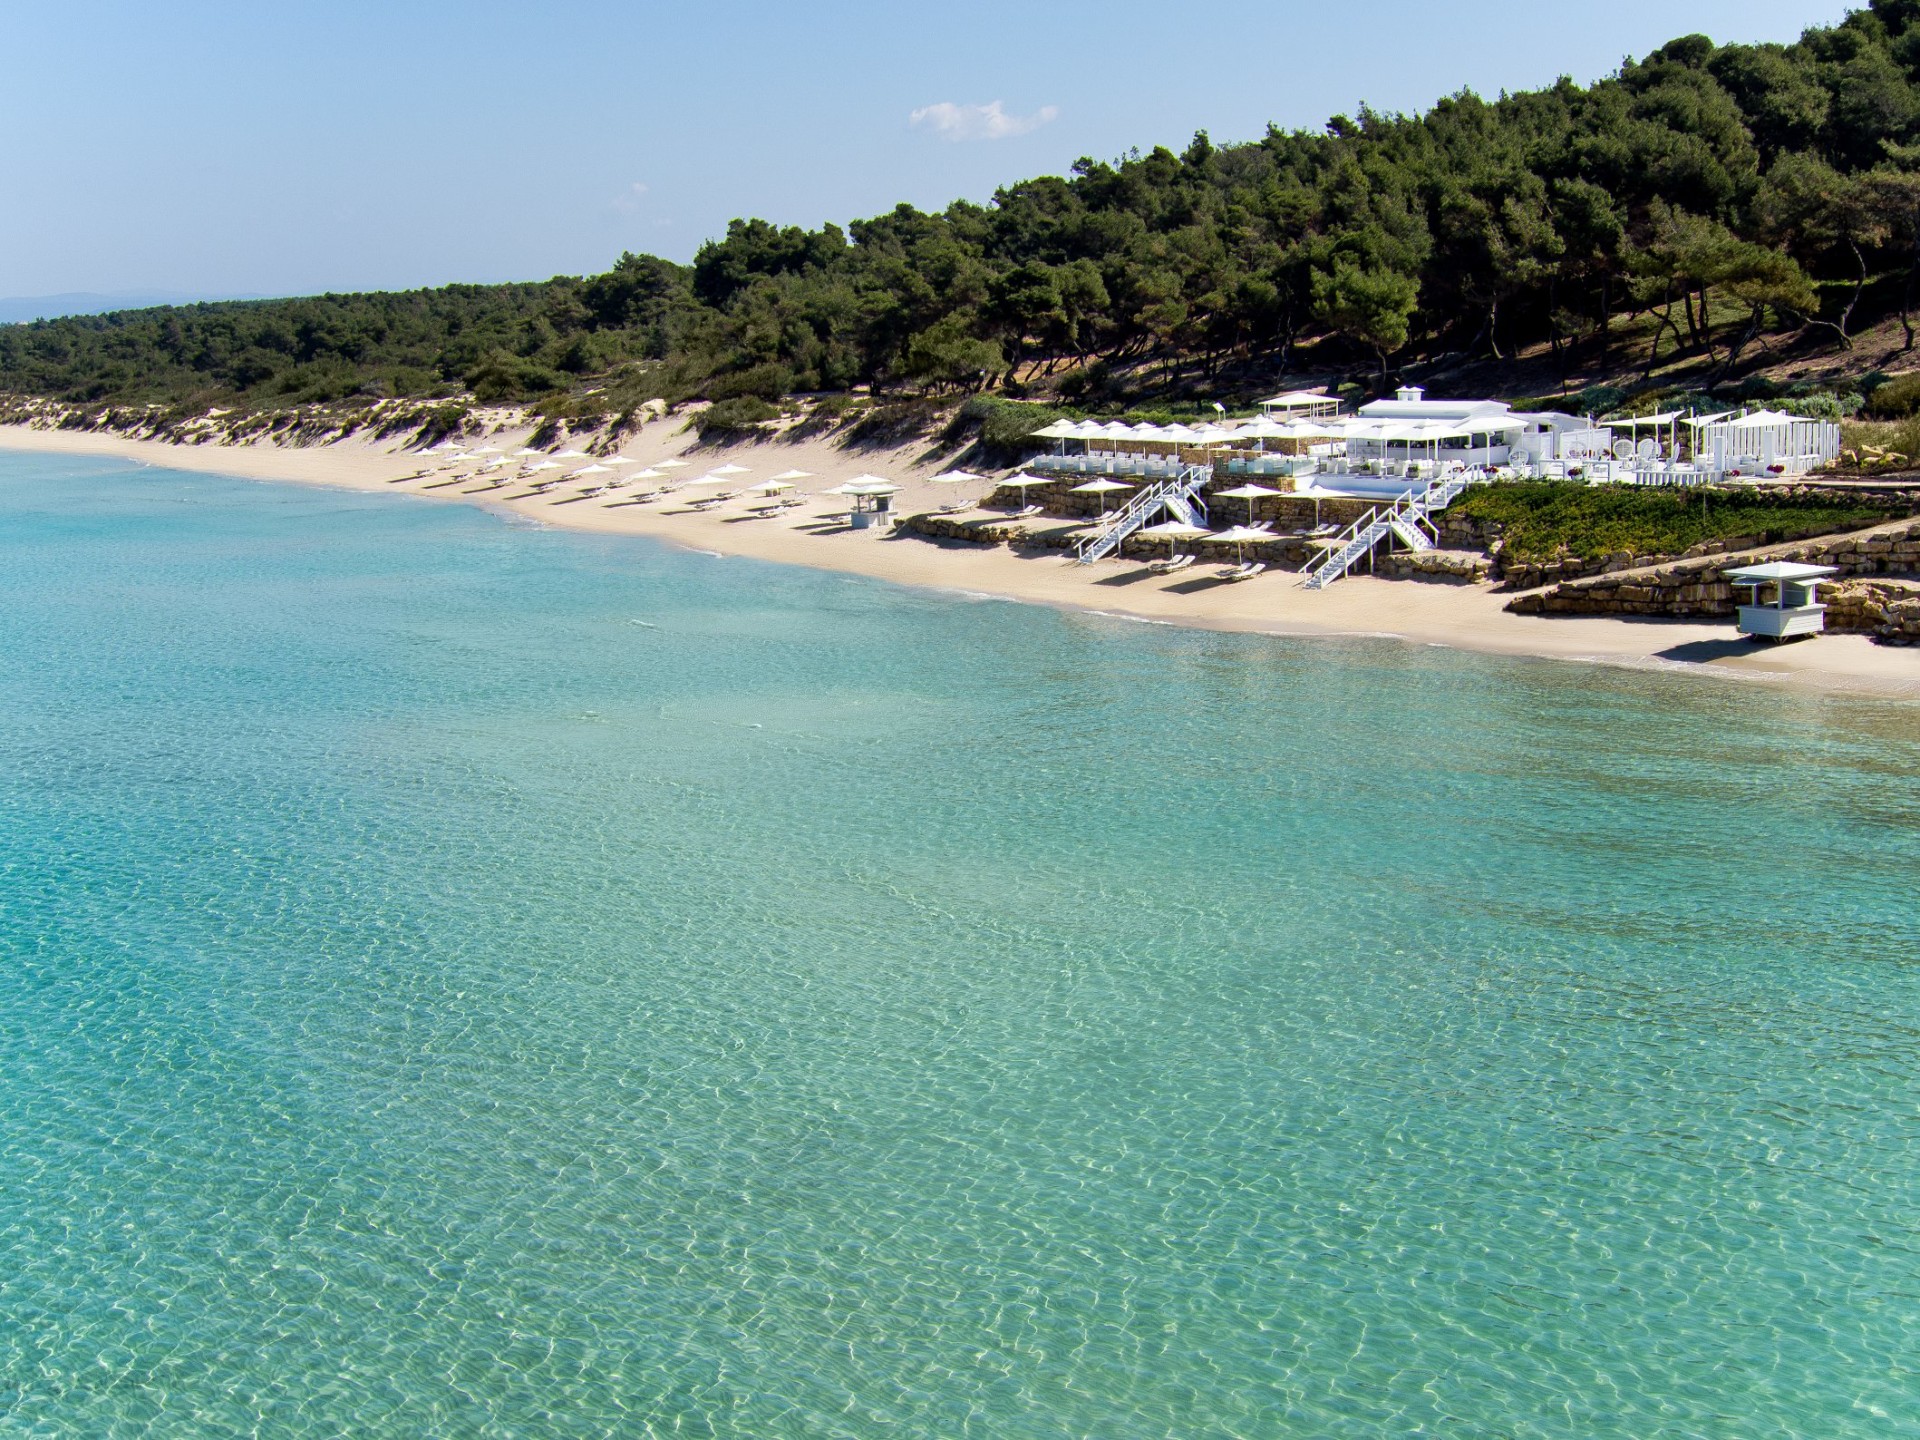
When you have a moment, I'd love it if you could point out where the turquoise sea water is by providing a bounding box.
[2,453,1917,1438]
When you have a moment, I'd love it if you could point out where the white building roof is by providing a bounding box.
[1357,396,1521,425]
[1724,562,1839,583]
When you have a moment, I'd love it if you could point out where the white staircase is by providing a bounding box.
[1304,475,1470,590]
[1075,464,1213,564]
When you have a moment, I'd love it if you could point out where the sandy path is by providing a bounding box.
[5,423,1918,700]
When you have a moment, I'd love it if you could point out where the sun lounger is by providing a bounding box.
[1219,562,1267,582]
[1148,554,1196,575]
[1010,504,1044,519]
[935,500,974,515]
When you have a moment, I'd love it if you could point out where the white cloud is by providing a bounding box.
[609,182,650,215]
[909,100,1059,142]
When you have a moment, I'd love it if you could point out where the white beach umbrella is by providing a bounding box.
[683,473,736,486]
[752,479,797,494]
[654,458,690,469]
[1071,477,1134,519]
[770,469,813,481]
[1205,523,1273,563]
[628,468,664,481]
[512,447,542,457]
[1214,482,1282,525]
[569,464,613,478]
[997,473,1055,489]
[472,446,503,454]
[603,456,640,466]
[1139,519,1210,559]
[554,449,589,459]
[710,463,751,476]
[525,461,561,473]
[930,469,983,484]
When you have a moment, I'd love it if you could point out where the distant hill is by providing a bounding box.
[0,291,268,326]
[6,2,1920,426]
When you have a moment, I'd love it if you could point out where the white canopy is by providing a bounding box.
[1140,520,1211,539]
[1033,420,1082,440]
[1725,409,1803,429]
[1206,524,1275,543]
[997,473,1054,488]
[1724,561,1838,583]
[1071,479,1134,494]
[1604,411,1686,428]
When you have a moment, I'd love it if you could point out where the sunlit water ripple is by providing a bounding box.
[2,454,1916,1437]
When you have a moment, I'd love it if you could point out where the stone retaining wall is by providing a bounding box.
[1507,518,1920,621]
[1377,550,1492,584]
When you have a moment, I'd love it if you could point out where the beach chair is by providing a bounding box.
[1219,561,1267,583]
[935,499,974,515]
[1010,504,1044,519]
[1148,553,1196,576]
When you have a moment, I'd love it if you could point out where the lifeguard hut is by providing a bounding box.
[1724,561,1839,641]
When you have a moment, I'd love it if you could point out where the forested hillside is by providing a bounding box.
[11,0,1920,424]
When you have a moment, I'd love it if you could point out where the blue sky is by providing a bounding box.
[0,0,1856,299]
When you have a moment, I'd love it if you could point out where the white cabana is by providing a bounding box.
[1694,410,1842,478]
[1724,561,1839,640]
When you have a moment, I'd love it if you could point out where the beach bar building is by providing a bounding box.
[1724,561,1839,641]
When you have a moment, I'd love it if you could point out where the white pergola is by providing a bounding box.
[1259,390,1343,420]
[1690,410,1842,477]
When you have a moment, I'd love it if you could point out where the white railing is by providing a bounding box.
[1075,465,1213,565]
[1303,475,1472,590]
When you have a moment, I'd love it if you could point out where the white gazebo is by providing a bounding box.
[1692,410,1843,478]
[1724,561,1839,640]
[1259,390,1344,420]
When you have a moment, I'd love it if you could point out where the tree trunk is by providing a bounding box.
[1598,272,1612,361]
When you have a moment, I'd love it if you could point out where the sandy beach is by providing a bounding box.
[5,421,1918,699]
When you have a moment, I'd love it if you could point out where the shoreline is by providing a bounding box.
[5,422,1918,700]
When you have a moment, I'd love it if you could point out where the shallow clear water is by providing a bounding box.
[2,453,1917,1438]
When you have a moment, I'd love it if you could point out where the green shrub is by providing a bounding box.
[694,396,779,436]
[1453,481,1902,561]
[465,351,565,403]
[951,396,1060,454]
[1864,372,1920,419]
[707,362,791,403]
[847,399,943,447]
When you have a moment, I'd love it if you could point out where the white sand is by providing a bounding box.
[5,422,1918,699]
